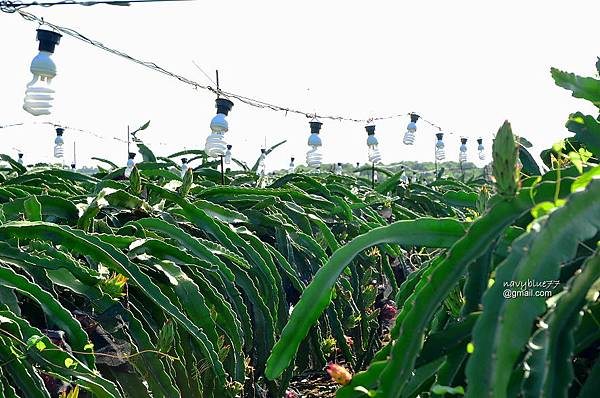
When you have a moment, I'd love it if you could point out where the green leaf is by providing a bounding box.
[565,112,600,155]
[23,196,42,221]
[551,67,600,108]
[92,157,118,169]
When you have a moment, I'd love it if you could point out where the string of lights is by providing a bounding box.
[1,120,169,148]
[9,10,457,133]
[0,0,194,13]
[1,120,126,143]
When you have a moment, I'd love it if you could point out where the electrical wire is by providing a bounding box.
[0,120,168,147]
[8,10,457,133]
[0,0,194,13]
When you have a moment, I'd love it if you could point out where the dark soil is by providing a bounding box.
[287,372,339,398]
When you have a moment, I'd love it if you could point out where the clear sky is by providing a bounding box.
[1,0,598,171]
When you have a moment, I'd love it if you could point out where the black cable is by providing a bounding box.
[0,0,195,13]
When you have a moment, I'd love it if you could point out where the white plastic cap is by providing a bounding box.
[54,136,64,145]
[367,135,378,146]
[407,122,417,132]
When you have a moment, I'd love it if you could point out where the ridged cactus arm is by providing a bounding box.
[489,180,600,398]
[524,251,600,398]
[465,232,536,398]
[377,192,536,398]
[467,179,600,398]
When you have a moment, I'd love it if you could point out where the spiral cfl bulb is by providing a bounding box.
[403,113,420,145]
[459,138,468,162]
[124,153,136,178]
[335,163,343,175]
[23,30,62,117]
[435,133,445,161]
[204,98,234,158]
[477,138,485,161]
[17,154,24,165]
[400,166,409,184]
[54,128,64,159]
[289,157,295,173]
[435,141,445,161]
[224,145,232,164]
[368,145,382,163]
[365,125,382,163]
[180,158,189,178]
[306,120,323,169]
[306,146,322,168]
[258,150,266,176]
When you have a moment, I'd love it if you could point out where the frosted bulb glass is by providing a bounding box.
[335,164,342,175]
[478,144,485,160]
[18,157,24,165]
[224,149,232,164]
[210,114,228,133]
[204,132,227,157]
[288,160,295,173]
[306,145,322,168]
[368,145,382,163]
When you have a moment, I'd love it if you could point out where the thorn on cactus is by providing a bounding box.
[326,363,352,385]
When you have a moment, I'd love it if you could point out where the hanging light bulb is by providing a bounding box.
[205,98,234,158]
[180,158,189,178]
[459,138,468,162]
[258,149,267,176]
[23,29,62,116]
[124,152,136,178]
[365,125,382,163]
[435,132,445,161]
[403,113,420,145]
[17,153,24,165]
[306,119,323,169]
[71,163,76,170]
[335,162,343,175]
[477,138,485,160]
[224,145,232,164]
[356,162,360,169]
[411,171,417,183]
[54,127,64,159]
[400,165,409,184]
[289,157,296,173]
